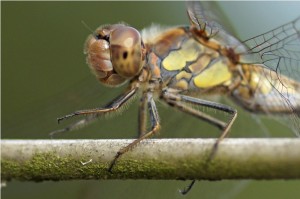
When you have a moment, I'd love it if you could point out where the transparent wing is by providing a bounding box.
[236,17,300,136]
[186,1,242,47]
[237,17,300,82]
[186,1,300,135]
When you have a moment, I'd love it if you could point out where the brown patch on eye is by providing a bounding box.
[131,50,135,56]
[123,51,128,59]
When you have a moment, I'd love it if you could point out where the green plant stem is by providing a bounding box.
[1,138,300,182]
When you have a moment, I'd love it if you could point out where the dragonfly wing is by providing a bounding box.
[186,1,241,47]
[187,2,300,135]
[238,17,300,81]
[236,17,300,136]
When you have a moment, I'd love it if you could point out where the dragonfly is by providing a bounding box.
[53,1,300,189]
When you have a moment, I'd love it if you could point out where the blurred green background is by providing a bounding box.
[2,1,300,199]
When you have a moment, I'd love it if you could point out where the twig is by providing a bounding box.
[1,138,300,182]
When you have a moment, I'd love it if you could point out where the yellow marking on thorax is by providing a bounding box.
[162,39,203,71]
[175,80,189,90]
[176,71,192,80]
[193,59,232,88]
[173,71,192,90]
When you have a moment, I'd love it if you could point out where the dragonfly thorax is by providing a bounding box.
[143,26,235,94]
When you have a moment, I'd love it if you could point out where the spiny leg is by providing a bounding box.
[179,180,196,195]
[196,108,237,194]
[163,95,228,195]
[50,114,99,138]
[162,90,237,194]
[162,91,231,131]
[175,93,237,158]
[163,91,237,150]
[50,86,138,137]
[108,93,160,173]
[164,99,227,130]
[57,87,137,123]
[138,91,148,137]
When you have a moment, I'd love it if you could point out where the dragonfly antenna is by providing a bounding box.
[81,20,94,34]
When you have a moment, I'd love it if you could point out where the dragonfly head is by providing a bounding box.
[85,24,146,86]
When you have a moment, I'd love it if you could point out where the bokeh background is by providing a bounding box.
[2,1,300,199]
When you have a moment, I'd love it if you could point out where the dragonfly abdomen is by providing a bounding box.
[231,64,300,114]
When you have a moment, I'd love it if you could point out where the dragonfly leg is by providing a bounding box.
[175,93,237,159]
[168,94,237,137]
[56,87,138,123]
[210,107,237,159]
[162,91,229,130]
[50,114,99,138]
[163,91,237,143]
[108,93,160,173]
[165,90,237,137]
[137,91,148,137]
[50,86,138,137]
[163,91,237,194]
[179,180,196,195]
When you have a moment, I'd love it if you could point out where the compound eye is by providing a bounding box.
[110,26,144,78]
